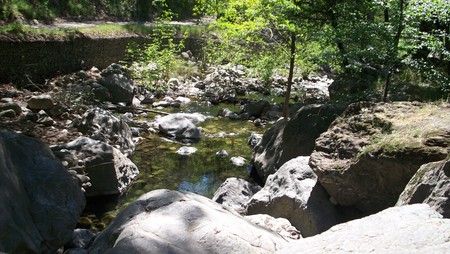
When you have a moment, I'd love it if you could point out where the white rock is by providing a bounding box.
[230,156,246,167]
[176,146,198,155]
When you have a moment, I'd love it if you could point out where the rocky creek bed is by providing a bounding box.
[0,63,449,253]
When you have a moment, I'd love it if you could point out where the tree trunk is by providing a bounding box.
[383,0,404,102]
[283,32,296,118]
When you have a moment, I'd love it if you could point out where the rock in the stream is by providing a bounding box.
[310,102,449,214]
[246,157,341,237]
[396,159,450,218]
[51,137,139,197]
[215,149,229,157]
[27,94,55,110]
[230,156,246,166]
[275,204,450,254]
[156,113,206,142]
[176,146,198,155]
[73,107,135,156]
[88,189,289,254]
[252,104,346,181]
[212,177,261,214]
[0,131,85,253]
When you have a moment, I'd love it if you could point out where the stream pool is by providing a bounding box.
[80,102,269,231]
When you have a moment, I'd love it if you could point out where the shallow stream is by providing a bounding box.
[81,102,269,231]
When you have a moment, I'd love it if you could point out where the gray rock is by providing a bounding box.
[1,97,13,103]
[252,104,346,181]
[63,248,88,254]
[48,104,68,118]
[65,229,96,249]
[88,189,289,254]
[218,108,240,120]
[275,204,450,254]
[215,149,229,157]
[245,214,301,240]
[36,115,55,126]
[91,83,111,102]
[0,109,17,118]
[140,93,154,104]
[0,102,22,115]
[51,137,139,197]
[99,64,134,104]
[396,159,450,218]
[36,110,55,126]
[246,157,341,237]
[152,100,171,108]
[167,78,180,87]
[175,96,191,105]
[156,113,206,142]
[73,107,135,156]
[27,94,55,110]
[212,177,261,214]
[242,100,271,118]
[248,132,263,148]
[0,131,85,253]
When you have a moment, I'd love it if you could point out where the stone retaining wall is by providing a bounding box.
[0,36,202,85]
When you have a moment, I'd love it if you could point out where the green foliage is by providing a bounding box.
[1,0,199,22]
[124,24,186,91]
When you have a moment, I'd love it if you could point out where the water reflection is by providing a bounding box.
[80,105,268,231]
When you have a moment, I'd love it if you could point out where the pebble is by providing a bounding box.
[176,146,198,155]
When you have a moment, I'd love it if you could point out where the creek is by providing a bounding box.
[81,102,270,231]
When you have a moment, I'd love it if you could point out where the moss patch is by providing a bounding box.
[360,102,450,157]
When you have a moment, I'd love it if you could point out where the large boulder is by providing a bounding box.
[396,159,450,218]
[246,157,341,237]
[212,177,261,214]
[252,104,346,181]
[242,99,271,118]
[275,204,450,254]
[51,137,139,197]
[156,113,207,142]
[0,131,85,253]
[73,107,135,156]
[88,189,289,254]
[98,63,135,104]
[310,102,449,214]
